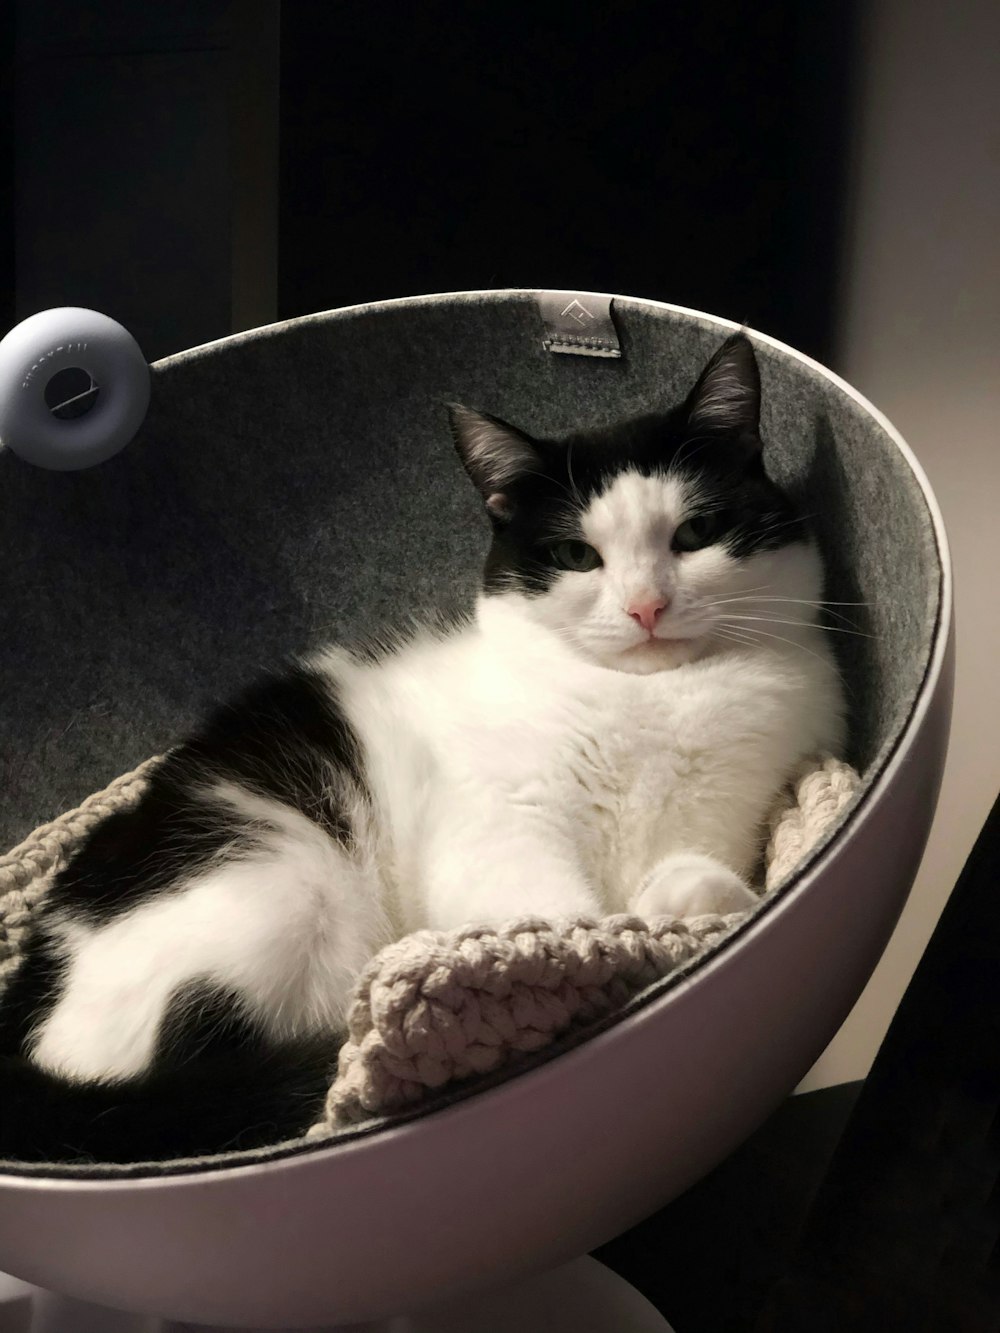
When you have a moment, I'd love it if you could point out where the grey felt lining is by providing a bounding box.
[0,291,941,1178]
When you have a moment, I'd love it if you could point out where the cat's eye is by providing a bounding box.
[672,512,729,553]
[548,540,603,572]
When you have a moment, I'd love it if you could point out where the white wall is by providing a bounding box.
[800,0,1000,1091]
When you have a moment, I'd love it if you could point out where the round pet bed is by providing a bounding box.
[0,291,951,1328]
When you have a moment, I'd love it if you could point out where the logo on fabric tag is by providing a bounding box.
[538,292,622,358]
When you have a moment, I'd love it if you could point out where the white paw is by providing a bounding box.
[631,853,759,919]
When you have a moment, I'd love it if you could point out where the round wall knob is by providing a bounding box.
[0,308,151,471]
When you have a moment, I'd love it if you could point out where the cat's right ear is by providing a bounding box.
[683,333,762,450]
[447,405,541,521]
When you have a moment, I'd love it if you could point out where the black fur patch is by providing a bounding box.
[41,665,368,929]
[182,666,367,844]
[0,965,334,1163]
[0,935,66,1059]
[0,1033,337,1163]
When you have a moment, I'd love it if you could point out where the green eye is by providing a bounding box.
[549,540,603,572]
[672,512,728,553]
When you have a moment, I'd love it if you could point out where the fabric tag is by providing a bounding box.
[538,292,622,358]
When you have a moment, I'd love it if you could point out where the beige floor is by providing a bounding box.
[798,0,1000,1092]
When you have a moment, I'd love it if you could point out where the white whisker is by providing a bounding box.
[720,613,871,639]
[712,627,758,650]
[705,593,869,608]
[702,592,869,631]
[565,439,584,510]
[718,620,852,693]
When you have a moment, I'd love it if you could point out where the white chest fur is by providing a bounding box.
[333,596,844,930]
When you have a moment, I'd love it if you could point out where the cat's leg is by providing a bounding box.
[29,799,389,1084]
[14,663,391,1093]
[421,805,602,930]
[630,852,759,920]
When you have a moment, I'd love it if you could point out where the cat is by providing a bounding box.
[0,333,845,1163]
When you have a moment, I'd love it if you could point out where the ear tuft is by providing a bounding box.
[447,404,541,502]
[684,333,762,444]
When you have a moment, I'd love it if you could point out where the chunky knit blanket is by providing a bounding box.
[0,755,859,1139]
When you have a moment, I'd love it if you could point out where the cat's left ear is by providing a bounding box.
[683,333,762,455]
[447,404,542,520]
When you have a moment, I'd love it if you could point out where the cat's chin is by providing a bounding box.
[606,636,704,675]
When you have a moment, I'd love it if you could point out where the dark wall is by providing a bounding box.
[0,10,13,334]
[12,1,231,361]
[279,1,859,362]
[7,3,858,365]
[10,1,278,363]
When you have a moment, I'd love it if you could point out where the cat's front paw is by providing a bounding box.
[631,853,759,919]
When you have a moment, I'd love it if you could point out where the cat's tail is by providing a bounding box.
[0,1041,337,1166]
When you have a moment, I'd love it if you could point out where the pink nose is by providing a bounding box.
[627,598,668,633]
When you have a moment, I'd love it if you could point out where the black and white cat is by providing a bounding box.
[0,334,845,1162]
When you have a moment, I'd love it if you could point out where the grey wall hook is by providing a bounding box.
[0,308,151,471]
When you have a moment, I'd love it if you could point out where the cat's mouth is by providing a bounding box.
[615,632,704,673]
[628,621,704,650]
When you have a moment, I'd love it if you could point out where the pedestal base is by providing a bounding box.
[1,1259,673,1332]
[385,1256,673,1333]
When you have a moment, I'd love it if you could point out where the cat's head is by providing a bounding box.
[449,333,822,675]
